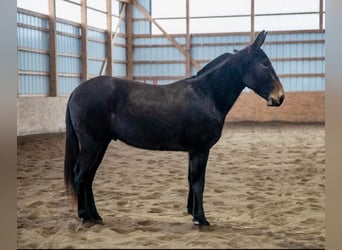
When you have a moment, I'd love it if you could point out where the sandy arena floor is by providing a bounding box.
[17,122,325,249]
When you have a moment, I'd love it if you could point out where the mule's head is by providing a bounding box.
[241,30,285,107]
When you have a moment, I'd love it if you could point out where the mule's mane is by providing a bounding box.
[196,52,233,77]
[173,48,246,85]
[189,47,249,81]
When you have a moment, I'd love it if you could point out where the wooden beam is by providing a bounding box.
[278,73,325,78]
[250,0,255,42]
[81,0,88,81]
[134,76,187,81]
[126,2,133,80]
[48,0,57,96]
[132,56,325,65]
[100,3,126,75]
[319,0,324,31]
[133,60,186,64]
[106,0,113,76]
[132,0,201,70]
[134,73,325,82]
[132,38,325,49]
[18,71,50,76]
[185,0,191,76]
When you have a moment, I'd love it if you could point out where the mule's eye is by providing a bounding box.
[261,61,271,68]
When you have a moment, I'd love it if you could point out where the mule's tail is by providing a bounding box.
[64,97,79,201]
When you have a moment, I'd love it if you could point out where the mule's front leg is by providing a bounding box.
[187,161,194,215]
[188,149,210,227]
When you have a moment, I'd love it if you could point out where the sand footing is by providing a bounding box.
[17,122,325,248]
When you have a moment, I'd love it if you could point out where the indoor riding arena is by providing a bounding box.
[17,0,325,248]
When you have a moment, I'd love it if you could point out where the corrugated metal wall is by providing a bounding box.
[17,0,325,96]
[17,7,127,96]
[263,32,325,91]
[191,33,251,75]
[133,31,325,91]
[113,35,127,78]
[132,0,151,34]
[87,28,106,78]
[133,36,186,84]
[56,21,82,95]
[193,32,325,92]
[17,10,50,95]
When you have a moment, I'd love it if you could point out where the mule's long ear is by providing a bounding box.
[250,30,267,50]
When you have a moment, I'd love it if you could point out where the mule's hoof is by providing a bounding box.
[192,218,210,228]
[193,218,210,227]
[82,219,96,228]
[94,219,104,225]
[199,221,211,229]
[192,218,200,226]
[82,218,104,227]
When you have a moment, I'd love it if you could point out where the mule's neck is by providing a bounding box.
[199,53,246,116]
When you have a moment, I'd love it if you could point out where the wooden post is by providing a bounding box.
[106,0,113,76]
[319,0,324,31]
[250,0,255,42]
[185,0,191,77]
[100,2,127,75]
[126,2,133,80]
[48,0,57,96]
[133,0,201,70]
[81,0,88,81]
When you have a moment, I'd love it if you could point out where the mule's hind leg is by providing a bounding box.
[187,161,195,215]
[84,140,110,224]
[74,138,108,223]
[74,152,94,222]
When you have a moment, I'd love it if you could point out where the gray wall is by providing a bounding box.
[17,91,325,136]
[17,97,68,136]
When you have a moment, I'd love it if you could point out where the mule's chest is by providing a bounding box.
[184,111,225,149]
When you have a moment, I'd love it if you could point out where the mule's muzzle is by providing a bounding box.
[267,82,285,107]
[267,94,284,106]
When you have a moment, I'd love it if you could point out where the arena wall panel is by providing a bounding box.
[17,91,324,135]
[17,97,68,135]
[228,91,325,123]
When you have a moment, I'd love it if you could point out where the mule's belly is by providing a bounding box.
[112,111,223,152]
[119,136,188,151]
[113,114,188,151]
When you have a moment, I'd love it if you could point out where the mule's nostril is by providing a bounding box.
[279,94,285,105]
[267,95,284,106]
